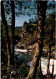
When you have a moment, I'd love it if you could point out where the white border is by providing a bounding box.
[0,0,1,79]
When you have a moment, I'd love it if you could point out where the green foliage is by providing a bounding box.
[14,58,20,67]
[47,1,55,11]
[15,1,37,16]
[44,12,55,47]
[52,47,56,51]
[16,63,29,78]
[2,65,7,72]
[21,11,55,47]
[1,65,7,77]
[15,27,22,37]
[35,76,40,79]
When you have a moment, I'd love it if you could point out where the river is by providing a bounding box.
[14,45,56,76]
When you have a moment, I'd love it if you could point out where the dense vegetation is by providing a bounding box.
[1,1,55,79]
[1,11,55,78]
[18,11,55,47]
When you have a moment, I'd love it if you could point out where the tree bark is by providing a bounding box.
[26,1,47,79]
[10,1,15,66]
[1,1,11,67]
[47,29,53,74]
[1,1,15,67]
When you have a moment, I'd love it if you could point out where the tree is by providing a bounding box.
[26,1,47,79]
[45,1,55,74]
[10,1,15,66]
[47,12,55,75]
[1,1,15,67]
[1,1,11,67]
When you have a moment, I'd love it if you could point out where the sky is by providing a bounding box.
[3,1,37,27]
[3,0,55,27]
[15,15,36,27]
[15,1,55,27]
[15,1,37,27]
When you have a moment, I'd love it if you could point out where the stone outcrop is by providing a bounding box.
[20,21,37,47]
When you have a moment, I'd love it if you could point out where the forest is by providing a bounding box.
[1,1,56,79]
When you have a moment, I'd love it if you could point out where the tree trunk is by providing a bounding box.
[10,1,15,66]
[1,1,11,67]
[47,29,53,74]
[1,1,15,67]
[26,1,47,79]
[47,52,50,74]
